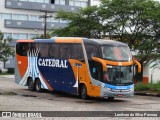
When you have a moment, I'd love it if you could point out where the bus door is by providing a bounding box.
[69,44,86,93]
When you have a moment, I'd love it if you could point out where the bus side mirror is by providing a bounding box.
[133,60,141,73]
[92,57,107,72]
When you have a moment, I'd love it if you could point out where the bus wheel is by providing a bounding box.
[80,85,88,100]
[28,78,34,91]
[35,79,42,92]
[108,97,114,100]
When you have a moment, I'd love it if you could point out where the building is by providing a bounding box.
[0,0,90,69]
[143,61,160,84]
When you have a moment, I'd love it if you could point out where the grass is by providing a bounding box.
[135,82,160,93]
[0,73,14,75]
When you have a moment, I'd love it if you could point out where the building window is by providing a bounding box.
[13,33,28,39]
[75,1,87,7]
[55,0,59,4]
[12,14,28,21]
[29,0,36,2]
[13,33,19,39]
[36,0,44,3]
[19,33,28,39]
[44,0,49,3]
[60,0,65,5]
[55,0,65,5]
[3,33,12,39]
[19,0,28,1]
[69,0,74,6]
[1,13,11,19]
[29,15,37,21]
[51,17,59,22]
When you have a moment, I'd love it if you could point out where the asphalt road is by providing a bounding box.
[0,76,160,120]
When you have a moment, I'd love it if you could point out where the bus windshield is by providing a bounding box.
[101,45,132,61]
[103,65,134,85]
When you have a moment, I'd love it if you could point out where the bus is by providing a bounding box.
[15,37,141,100]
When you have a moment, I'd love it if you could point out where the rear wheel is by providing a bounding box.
[28,78,34,91]
[35,79,42,92]
[80,85,88,100]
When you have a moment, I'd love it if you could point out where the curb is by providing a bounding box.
[135,92,160,97]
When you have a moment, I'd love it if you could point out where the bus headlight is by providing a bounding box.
[105,87,112,91]
[100,83,105,88]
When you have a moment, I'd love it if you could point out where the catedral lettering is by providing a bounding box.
[15,37,141,100]
[38,58,68,68]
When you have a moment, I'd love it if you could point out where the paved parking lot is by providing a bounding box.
[0,76,160,120]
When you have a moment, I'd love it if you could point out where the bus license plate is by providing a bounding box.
[117,94,124,97]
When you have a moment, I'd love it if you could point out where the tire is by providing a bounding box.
[108,97,114,100]
[35,79,42,92]
[28,78,35,91]
[80,85,88,100]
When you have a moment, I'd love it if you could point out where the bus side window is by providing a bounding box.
[16,43,29,56]
[48,44,60,58]
[39,43,49,57]
[72,44,84,60]
[85,44,100,60]
[60,44,72,59]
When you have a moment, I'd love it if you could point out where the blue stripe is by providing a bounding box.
[34,39,55,43]
[105,84,134,90]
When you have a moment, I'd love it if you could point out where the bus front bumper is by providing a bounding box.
[101,87,134,98]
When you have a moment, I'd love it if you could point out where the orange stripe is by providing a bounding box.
[104,59,134,66]
[55,37,82,43]
[17,39,34,42]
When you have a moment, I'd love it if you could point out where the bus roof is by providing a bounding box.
[16,37,128,46]
[83,39,128,46]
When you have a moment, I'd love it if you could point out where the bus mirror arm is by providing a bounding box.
[92,57,107,72]
[133,60,141,73]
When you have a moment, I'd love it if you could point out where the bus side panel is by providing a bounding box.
[15,55,23,84]
[37,58,77,94]
[15,54,28,85]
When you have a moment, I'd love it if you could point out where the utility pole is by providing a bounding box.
[39,10,52,38]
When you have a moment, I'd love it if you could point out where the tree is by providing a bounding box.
[50,6,104,39]
[99,0,160,63]
[0,31,14,68]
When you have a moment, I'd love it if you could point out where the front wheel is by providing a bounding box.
[28,78,34,91]
[35,79,42,92]
[80,85,88,100]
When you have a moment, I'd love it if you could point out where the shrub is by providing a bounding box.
[0,69,2,74]
[135,82,160,92]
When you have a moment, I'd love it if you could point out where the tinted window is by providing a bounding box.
[60,44,72,59]
[48,44,60,58]
[16,43,29,56]
[85,44,100,60]
[72,44,84,60]
[38,43,49,57]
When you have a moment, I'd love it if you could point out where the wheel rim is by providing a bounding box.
[28,80,33,90]
[36,81,40,91]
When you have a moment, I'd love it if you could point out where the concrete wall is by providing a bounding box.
[143,61,160,83]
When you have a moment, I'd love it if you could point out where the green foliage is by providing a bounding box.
[51,6,104,38]
[135,82,160,92]
[0,31,14,68]
[50,0,160,64]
